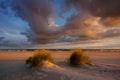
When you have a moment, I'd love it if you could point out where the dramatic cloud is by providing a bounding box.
[61,0,120,39]
[12,0,62,44]
[63,15,107,38]
[64,0,120,26]
[0,0,120,48]
[12,0,120,44]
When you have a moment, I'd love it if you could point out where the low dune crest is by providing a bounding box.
[39,61,109,80]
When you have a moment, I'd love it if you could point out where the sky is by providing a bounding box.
[0,0,120,49]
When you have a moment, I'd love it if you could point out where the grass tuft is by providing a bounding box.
[69,48,91,66]
[26,49,53,67]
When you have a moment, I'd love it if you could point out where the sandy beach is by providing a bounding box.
[0,50,120,80]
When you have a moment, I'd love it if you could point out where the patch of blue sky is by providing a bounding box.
[54,8,76,26]
[53,0,76,26]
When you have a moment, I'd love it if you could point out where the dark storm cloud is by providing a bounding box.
[64,0,120,26]
[61,0,120,39]
[12,0,62,44]
[64,0,120,17]
[0,0,120,46]
[13,0,120,43]
[90,0,120,17]
[90,0,120,27]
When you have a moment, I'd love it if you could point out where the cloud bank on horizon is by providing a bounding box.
[0,0,120,49]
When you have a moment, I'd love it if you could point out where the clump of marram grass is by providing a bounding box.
[69,48,91,66]
[26,49,53,67]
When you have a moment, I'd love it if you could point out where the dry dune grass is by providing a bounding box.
[26,49,53,67]
[69,48,91,66]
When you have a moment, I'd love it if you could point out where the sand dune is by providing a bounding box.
[0,50,120,80]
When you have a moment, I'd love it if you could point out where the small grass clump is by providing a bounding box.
[26,49,53,67]
[69,48,91,66]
